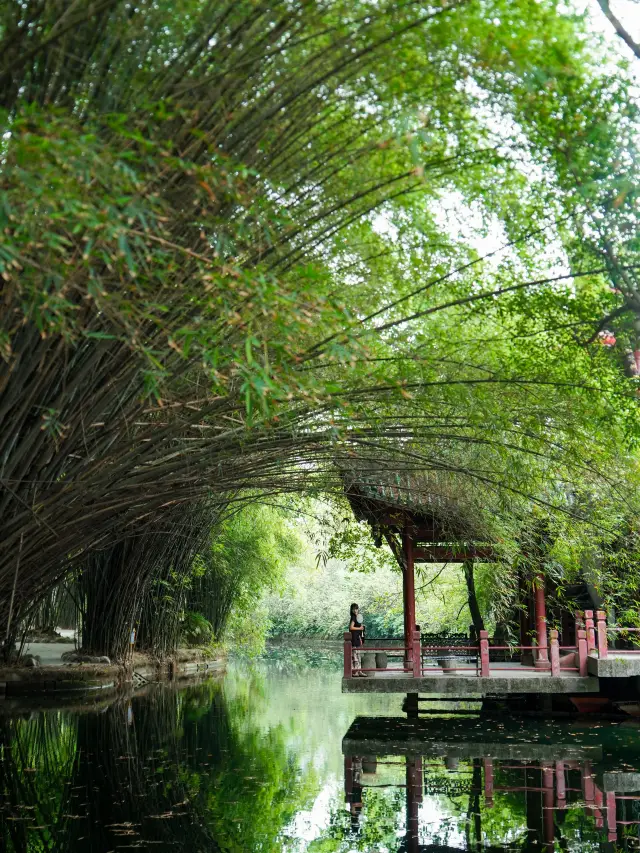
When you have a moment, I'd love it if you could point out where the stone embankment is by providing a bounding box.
[0,646,225,698]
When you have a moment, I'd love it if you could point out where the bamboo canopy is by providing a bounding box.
[0,0,634,651]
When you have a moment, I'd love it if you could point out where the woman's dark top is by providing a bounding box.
[350,615,362,648]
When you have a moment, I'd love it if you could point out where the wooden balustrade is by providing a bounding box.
[479,630,490,677]
[577,629,588,677]
[550,629,560,677]
[596,611,608,659]
[412,627,421,678]
[585,610,596,654]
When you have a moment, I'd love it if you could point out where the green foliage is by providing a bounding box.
[265,518,480,639]
[181,610,215,647]
[582,521,640,634]
[310,501,398,575]
[187,503,303,653]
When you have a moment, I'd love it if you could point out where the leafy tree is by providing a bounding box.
[188,503,303,653]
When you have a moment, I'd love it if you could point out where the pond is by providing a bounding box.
[2,646,640,851]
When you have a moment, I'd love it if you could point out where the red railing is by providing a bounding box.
[344,625,586,678]
[344,610,640,679]
[344,608,640,679]
[591,609,640,658]
[343,634,416,676]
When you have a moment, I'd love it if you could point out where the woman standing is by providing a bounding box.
[349,603,367,677]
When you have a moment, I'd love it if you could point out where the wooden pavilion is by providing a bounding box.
[338,460,640,707]
[341,461,497,657]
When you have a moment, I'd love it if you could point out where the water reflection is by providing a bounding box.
[342,717,640,852]
[2,655,640,852]
[0,680,315,852]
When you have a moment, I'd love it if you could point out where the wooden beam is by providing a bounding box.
[383,530,406,570]
[413,546,494,562]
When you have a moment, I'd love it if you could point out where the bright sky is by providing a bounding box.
[372,0,639,290]
[584,0,639,71]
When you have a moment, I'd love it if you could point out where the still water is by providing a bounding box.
[2,646,640,851]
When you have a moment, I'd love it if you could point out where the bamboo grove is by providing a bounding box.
[1,0,640,658]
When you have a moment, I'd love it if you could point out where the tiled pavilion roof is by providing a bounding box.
[339,457,490,546]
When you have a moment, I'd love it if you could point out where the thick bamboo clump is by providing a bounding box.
[0,0,488,630]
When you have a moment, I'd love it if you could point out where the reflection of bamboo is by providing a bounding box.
[0,683,237,852]
[0,712,77,851]
[3,532,23,652]
[61,685,227,852]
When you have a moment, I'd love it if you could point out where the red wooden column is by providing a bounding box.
[534,574,549,668]
[405,756,422,853]
[402,524,416,661]
[542,763,555,853]
[518,573,529,664]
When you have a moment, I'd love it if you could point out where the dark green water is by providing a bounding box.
[2,647,640,851]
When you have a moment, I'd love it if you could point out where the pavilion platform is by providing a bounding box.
[342,664,599,696]
[588,651,640,678]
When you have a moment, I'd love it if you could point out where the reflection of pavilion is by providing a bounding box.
[343,717,640,852]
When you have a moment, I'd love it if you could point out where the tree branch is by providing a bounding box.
[597,0,640,60]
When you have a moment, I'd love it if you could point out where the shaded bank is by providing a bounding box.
[0,648,225,699]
